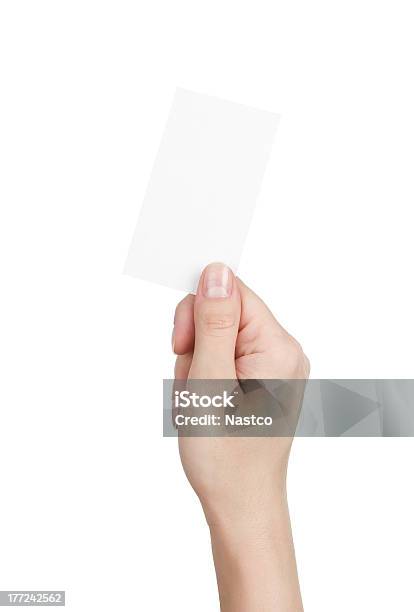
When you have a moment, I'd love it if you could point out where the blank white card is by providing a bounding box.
[124,88,279,293]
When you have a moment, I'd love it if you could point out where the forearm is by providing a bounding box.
[208,491,303,612]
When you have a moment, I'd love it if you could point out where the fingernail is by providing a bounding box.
[203,263,232,298]
[171,328,176,353]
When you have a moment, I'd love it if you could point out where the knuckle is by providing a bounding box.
[303,354,311,378]
[200,310,237,336]
[283,337,306,374]
[174,294,194,324]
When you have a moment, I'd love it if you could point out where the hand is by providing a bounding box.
[172,263,309,612]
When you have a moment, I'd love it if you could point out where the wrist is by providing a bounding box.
[201,476,288,533]
[207,486,288,555]
[207,492,302,612]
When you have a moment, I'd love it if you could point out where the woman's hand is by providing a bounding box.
[172,263,309,611]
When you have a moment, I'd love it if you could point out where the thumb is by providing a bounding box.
[189,263,240,379]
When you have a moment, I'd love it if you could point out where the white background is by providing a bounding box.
[1,1,413,610]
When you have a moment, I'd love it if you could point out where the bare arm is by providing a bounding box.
[173,263,308,611]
